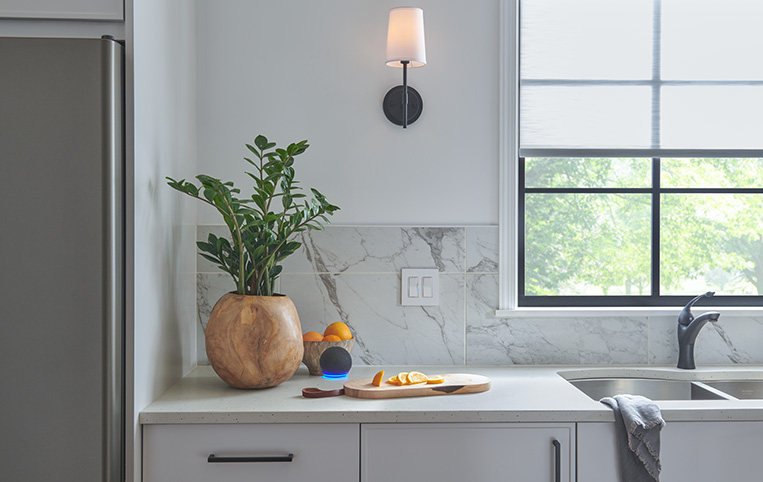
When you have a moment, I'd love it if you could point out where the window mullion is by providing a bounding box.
[518,157,526,301]
[651,0,662,149]
[652,158,661,299]
[651,1,662,299]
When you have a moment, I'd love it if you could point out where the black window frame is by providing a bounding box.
[518,156,763,307]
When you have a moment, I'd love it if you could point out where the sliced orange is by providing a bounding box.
[397,372,409,385]
[407,371,428,384]
[387,375,399,385]
[372,370,385,387]
[426,375,445,384]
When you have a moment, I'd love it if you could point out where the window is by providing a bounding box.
[520,157,763,306]
[501,0,763,309]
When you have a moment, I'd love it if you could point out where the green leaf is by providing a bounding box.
[202,188,217,203]
[254,135,269,150]
[245,145,261,159]
[199,253,222,264]
[197,241,217,254]
[283,241,301,252]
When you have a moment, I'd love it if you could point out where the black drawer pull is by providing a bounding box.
[552,439,561,482]
[208,453,294,463]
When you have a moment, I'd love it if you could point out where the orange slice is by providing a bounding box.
[372,370,385,387]
[387,375,399,385]
[426,376,445,384]
[407,371,428,384]
[397,372,409,385]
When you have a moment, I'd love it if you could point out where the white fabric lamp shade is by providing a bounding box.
[386,7,426,68]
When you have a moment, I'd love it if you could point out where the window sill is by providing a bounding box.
[495,307,763,318]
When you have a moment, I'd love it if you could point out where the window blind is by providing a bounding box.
[519,0,763,156]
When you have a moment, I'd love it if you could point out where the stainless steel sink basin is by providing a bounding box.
[568,378,729,401]
[703,380,763,400]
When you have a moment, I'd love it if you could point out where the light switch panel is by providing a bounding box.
[401,268,439,306]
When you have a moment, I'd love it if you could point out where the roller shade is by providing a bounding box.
[519,0,763,156]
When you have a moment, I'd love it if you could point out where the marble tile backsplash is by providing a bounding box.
[196,225,763,366]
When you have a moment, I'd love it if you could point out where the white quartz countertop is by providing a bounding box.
[139,365,763,425]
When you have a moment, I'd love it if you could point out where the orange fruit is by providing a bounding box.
[323,322,353,341]
[387,375,399,385]
[322,334,341,342]
[426,376,445,384]
[407,371,428,384]
[372,370,385,387]
[397,372,409,385]
[302,331,323,342]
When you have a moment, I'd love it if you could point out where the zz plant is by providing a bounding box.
[167,135,339,296]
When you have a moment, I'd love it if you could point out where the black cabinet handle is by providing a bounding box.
[552,439,561,482]
[207,453,294,463]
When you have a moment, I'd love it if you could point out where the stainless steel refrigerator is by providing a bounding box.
[0,37,124,481]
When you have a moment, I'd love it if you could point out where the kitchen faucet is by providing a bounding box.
[677,291,720,369]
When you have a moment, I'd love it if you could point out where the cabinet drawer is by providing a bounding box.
[144,423,359,482]
[361,423,574,482]
[0,0,123,20]
[578,421,763,482]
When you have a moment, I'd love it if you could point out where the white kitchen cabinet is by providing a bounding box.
[578,421,763,482]
[0,0,122,20]
[361,423,575,482]
[143,423,359,482]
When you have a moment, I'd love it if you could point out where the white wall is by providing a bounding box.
[128,0,197,480]
[196,0,500,226]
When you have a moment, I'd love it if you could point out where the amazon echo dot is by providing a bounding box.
[319,346,352,379]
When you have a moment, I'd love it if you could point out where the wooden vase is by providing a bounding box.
[205,293,304,389]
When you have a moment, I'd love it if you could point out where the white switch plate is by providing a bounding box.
[401,268,439,306]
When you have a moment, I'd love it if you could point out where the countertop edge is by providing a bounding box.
[139,410,615,425]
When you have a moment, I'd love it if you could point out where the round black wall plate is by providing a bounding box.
[383,85,423,126]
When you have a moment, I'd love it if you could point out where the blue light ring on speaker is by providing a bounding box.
[321,372,349,380]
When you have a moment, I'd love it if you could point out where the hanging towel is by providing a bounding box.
[601,395,665,482]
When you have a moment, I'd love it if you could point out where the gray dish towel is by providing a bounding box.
[601,395,665,482]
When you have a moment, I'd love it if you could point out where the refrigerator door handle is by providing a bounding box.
[101,37,125,482]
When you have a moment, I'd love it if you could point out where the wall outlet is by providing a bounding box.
[401,268,439,306]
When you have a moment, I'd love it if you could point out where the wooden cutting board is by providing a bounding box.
[343,373,490,399]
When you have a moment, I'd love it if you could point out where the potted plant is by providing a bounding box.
[167,135,339,389]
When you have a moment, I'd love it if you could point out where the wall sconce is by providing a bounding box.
[383,7,426,128]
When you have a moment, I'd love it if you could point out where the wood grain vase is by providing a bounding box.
[205,293,304,389]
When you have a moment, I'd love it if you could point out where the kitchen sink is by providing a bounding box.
[568,378,730,401]
[702,380,763,400]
